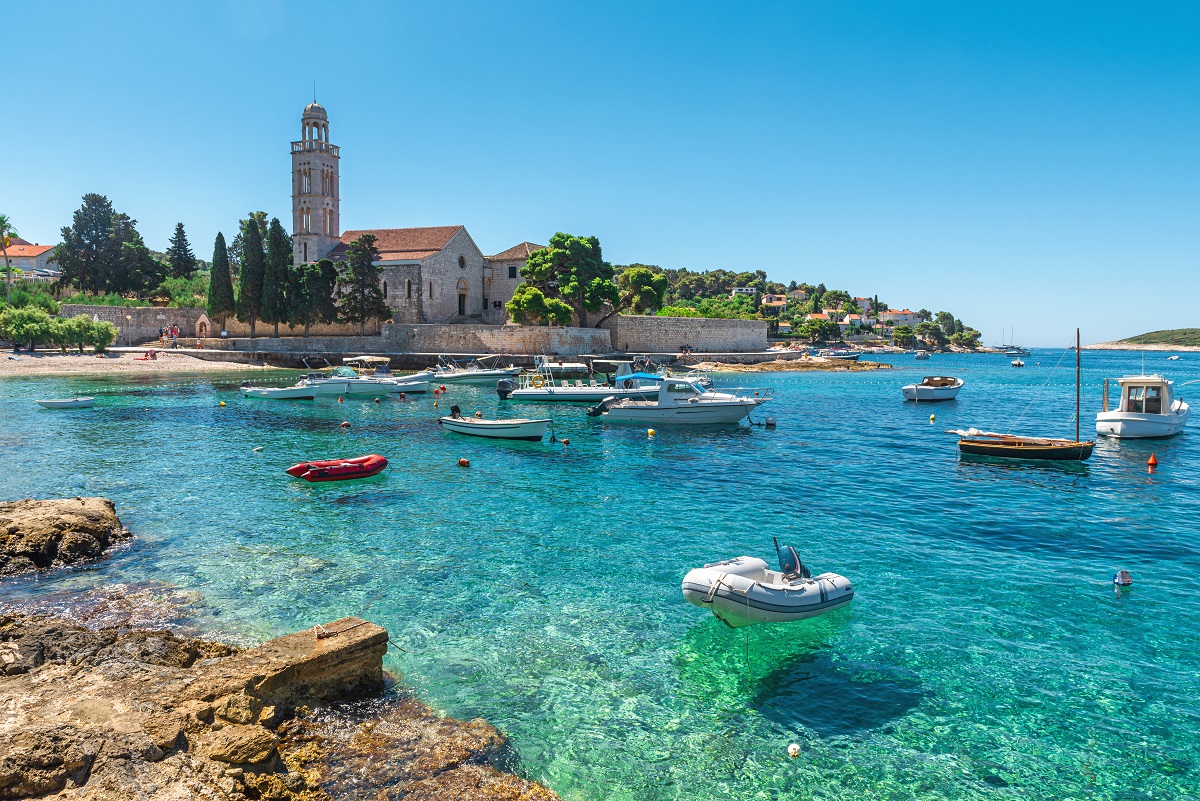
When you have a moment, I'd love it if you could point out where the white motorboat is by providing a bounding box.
[36,397,95,409]
[498,360,659,403]
[1167,355,1180,361]
[901,376,963,401]
[681,543,853,628]
[1011,359,1025,368]
[914,350,931,360]
[296,365,412,395]
[439,407,550,441]
[435,355,523,384]
[243,385,317,400]
[1096,374,1191,438]
[586,378,770,424]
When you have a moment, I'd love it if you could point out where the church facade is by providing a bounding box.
[290,103,538,325]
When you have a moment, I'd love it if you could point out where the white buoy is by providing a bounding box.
[252,446,263,452]
[788,743,800,758]
[765,416,777,427]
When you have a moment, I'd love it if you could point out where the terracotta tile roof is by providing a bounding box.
[807,313,830,321]
[338,226,464,261]
[6,237,33,246]
[487,242,546,261]
[3,244,54,258]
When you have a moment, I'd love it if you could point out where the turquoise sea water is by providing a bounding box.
[3,350,1199,800]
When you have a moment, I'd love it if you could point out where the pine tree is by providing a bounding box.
[207,232,235,330]
[260,218,291,337]
[165,223,197,278]
[336,234,390,336]
[236,219,265,338]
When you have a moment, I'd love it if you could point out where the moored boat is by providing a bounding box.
[901,376,963,401]
[914,349,931,360]
[285,454,388,482]
[439,407,550,440]
[499,359,659,402]
[35,397,95,409]
[1096,374,1191,438]
[952,430,1095,460]
[586,377,769,424]
[681,542,853,628]
[435,355,523,384]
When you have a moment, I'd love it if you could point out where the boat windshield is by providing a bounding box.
[331,366,359,378]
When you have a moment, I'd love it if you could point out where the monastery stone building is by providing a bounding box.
[290,102,539,325]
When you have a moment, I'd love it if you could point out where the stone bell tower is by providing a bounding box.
[291,102,340,265]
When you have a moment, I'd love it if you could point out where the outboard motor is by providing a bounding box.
[449,404,462,419]
[774,538,812,579]
[586,396,619,417]
[496,378,516,399]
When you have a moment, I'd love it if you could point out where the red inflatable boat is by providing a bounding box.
[286,454,388,482]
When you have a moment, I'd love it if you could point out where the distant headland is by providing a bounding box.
[1084,328,1200,351]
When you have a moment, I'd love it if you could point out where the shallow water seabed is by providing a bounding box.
[2,351,1199,800]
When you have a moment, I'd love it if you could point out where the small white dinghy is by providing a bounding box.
[681,541,853,628]
[243,385,317,400]
[36,397,95,409]
[901,375,963,401]
[439,407,550,441]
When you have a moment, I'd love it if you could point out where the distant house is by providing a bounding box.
[853,297,874,312]
[730,287,757,298]
[2,243,56,278]
[805,312,831,322]
[760,293,787,310]
[821,307,843,317]
[880,309,917,326]
[840,313,868,334]
[787,289,808,301]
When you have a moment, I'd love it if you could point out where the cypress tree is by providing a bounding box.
[207,232,235,330]
[290,258,339,337]
[165,222,196,278]
[236,218,265,338]
[261,218,290,337]
[337,234,390,336]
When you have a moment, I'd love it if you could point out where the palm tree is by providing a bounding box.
[0,214,16,307]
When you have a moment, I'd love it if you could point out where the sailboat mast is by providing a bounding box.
[1080,328,1089,448]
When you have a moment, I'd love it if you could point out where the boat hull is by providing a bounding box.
[35,398,95,409]
[439,417,549,440]
[958,439,1094,461]
[244,387,316,400]
[602,400,762,424]
[901,385,961,401]
[436,368,523,384]
[1096,407,1190,438]
[509,386,658,403]
[681,563,854,628]
[286,454,388,482]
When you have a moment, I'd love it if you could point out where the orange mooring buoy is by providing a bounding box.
[339,421,350,428]
[338,396,344,403]
[458,457,470,467]
[1147,453,1158,472]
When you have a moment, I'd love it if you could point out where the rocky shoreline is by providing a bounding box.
[0,500,559,800]
[0,497,130,576]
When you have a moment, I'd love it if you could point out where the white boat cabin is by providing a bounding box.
[1105,374,1176,415]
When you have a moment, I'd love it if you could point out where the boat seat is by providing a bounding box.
[575,380,584,387]
[561,380,570,388]
[589,380,598,387]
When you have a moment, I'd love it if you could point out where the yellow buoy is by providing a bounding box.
[648,429,656,437]
[929,413,935,423]
[219,401,226,407]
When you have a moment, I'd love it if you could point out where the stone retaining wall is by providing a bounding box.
[59,305,206,346]
[601,315,767,353]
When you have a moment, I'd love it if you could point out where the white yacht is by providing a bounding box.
[914,350,931,360]
[901,375,963,401]
[498,360,659,402]
[298,365,424,395]
[1096,374,1191,438]
[434,355,523,385]
[586,377,770,424]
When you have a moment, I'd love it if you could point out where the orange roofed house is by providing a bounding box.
[288,101,540,325]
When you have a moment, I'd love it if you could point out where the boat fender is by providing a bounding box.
[475,411,483,418]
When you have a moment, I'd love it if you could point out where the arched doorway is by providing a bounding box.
[456,278,469,317]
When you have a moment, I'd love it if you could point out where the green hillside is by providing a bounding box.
[1121,329,1200,346]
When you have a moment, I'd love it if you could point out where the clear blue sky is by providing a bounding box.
[8,1,1198,345]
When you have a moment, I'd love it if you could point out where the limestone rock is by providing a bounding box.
[204,725,279,765]
[0,497,129,576]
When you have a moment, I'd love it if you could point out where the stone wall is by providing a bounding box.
[58,305,379,344]
[59,305,207,346]
[199,324,612,357]
[600,315,767,353]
